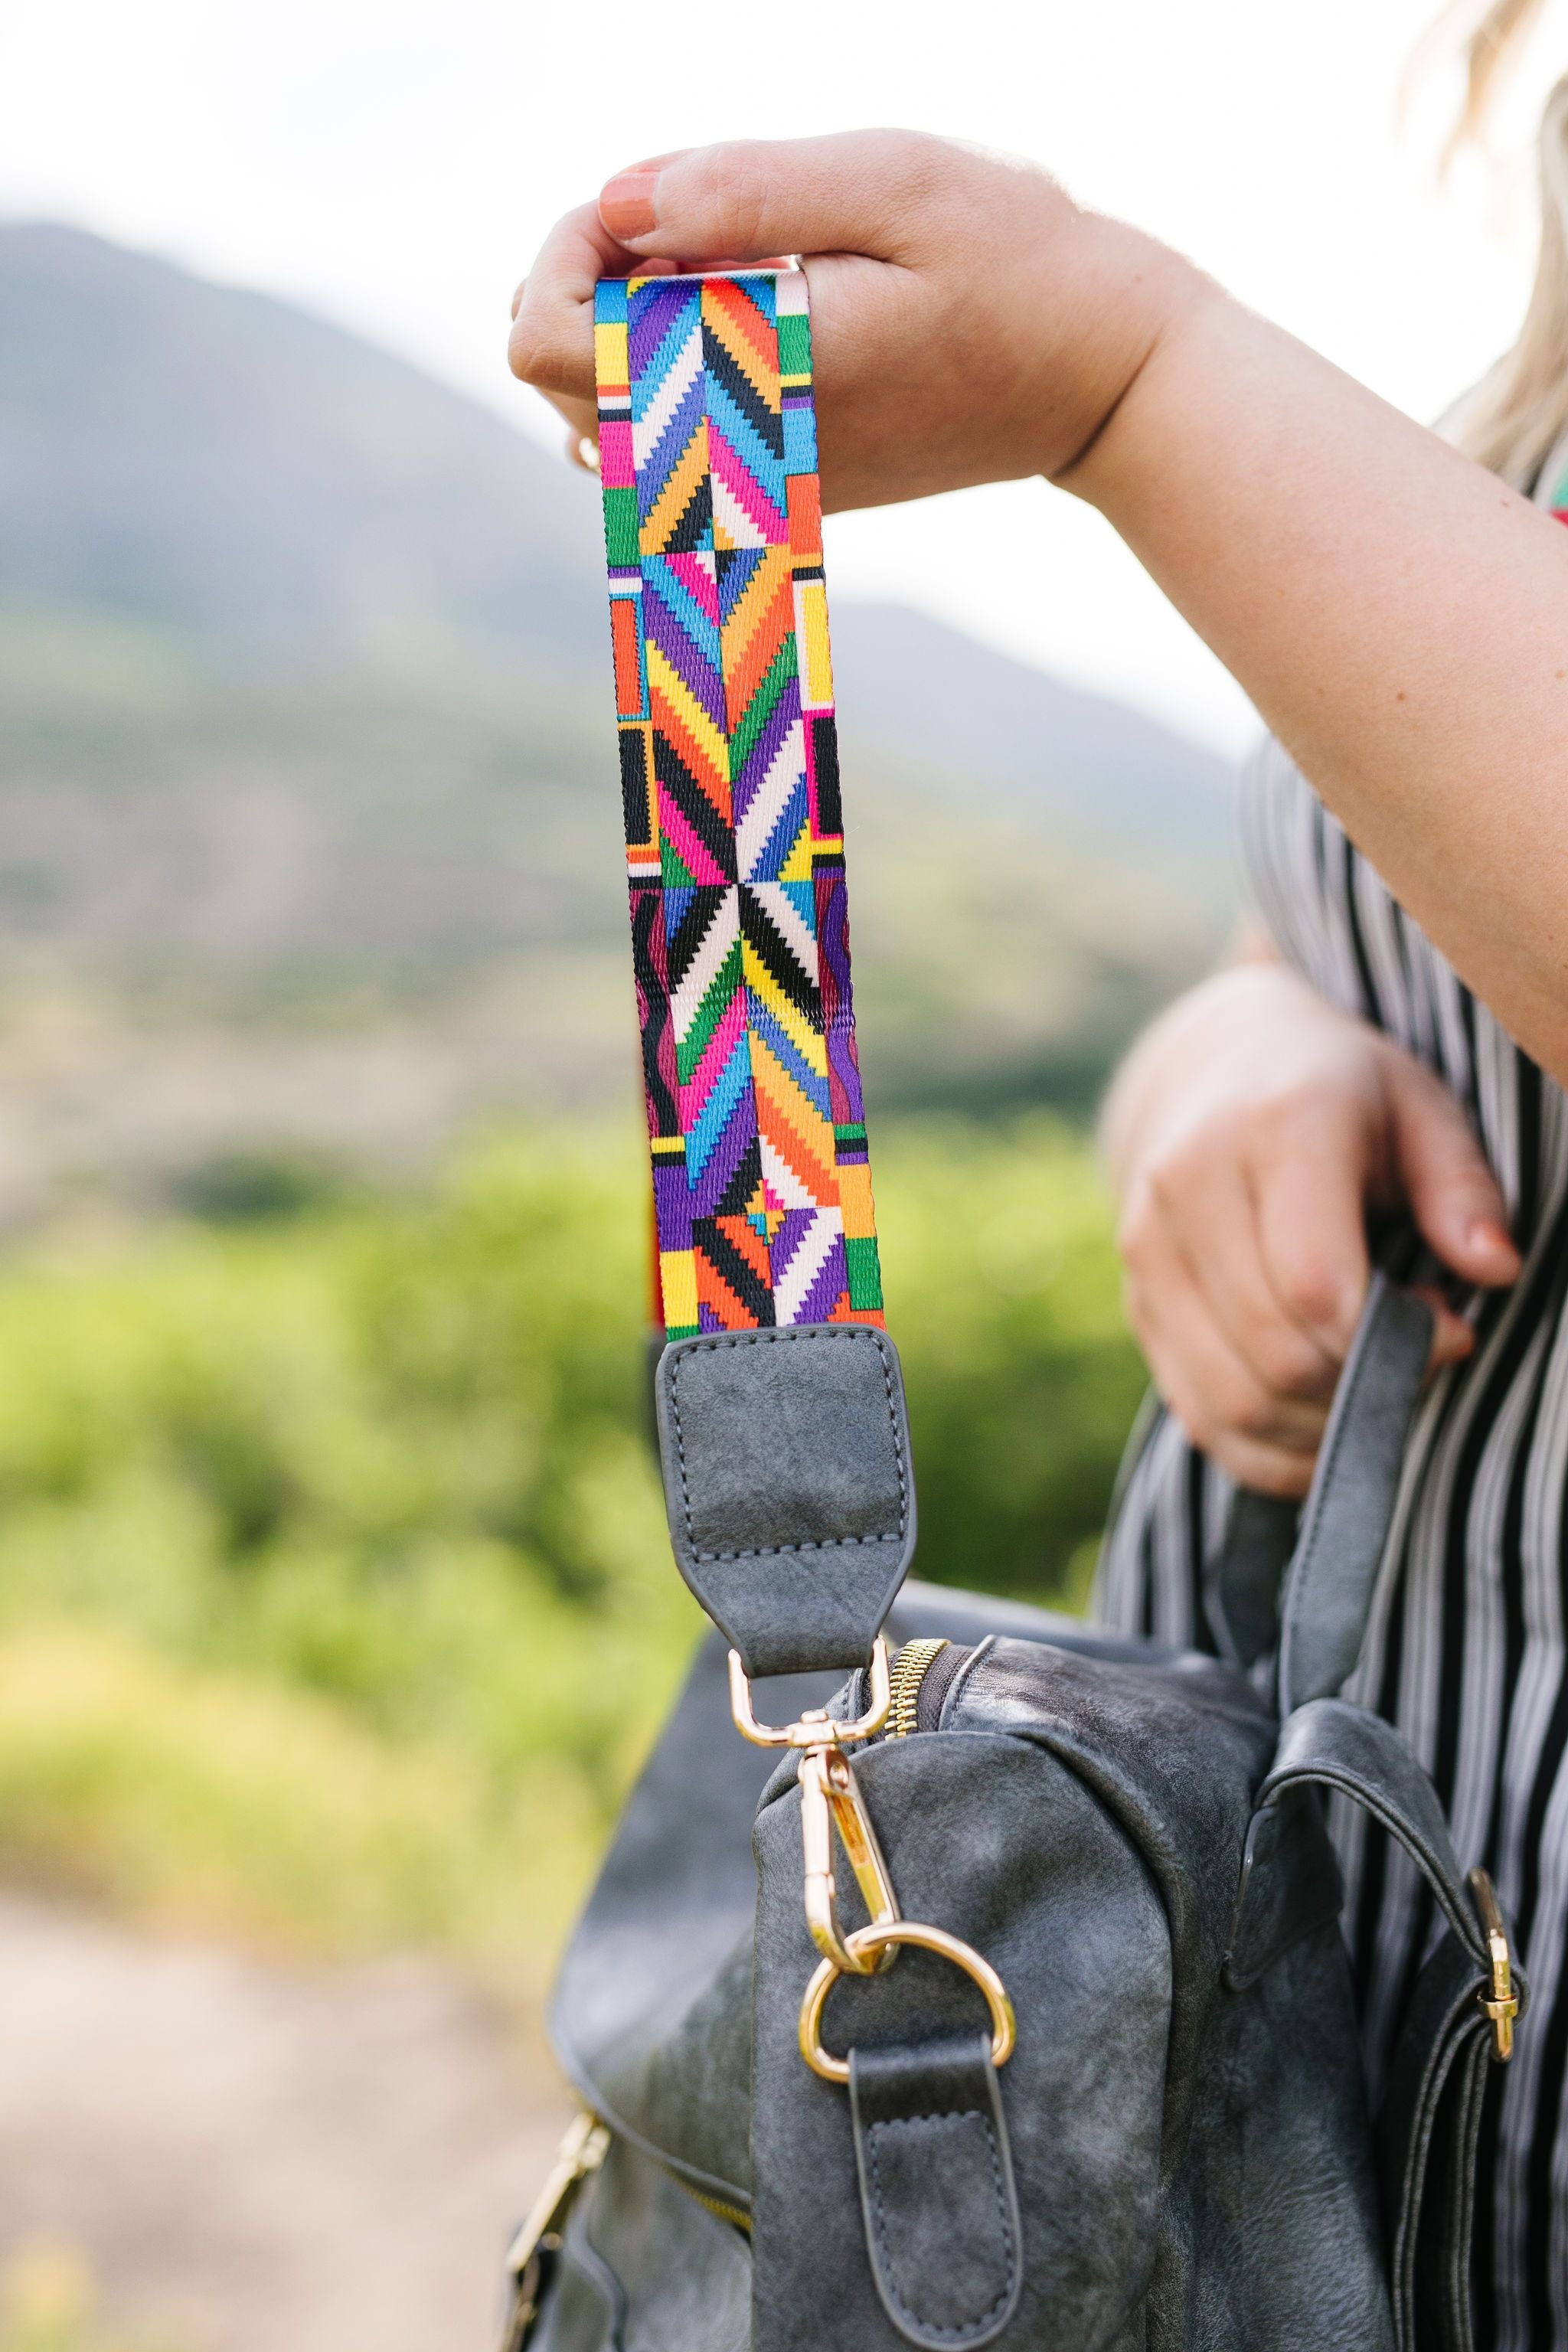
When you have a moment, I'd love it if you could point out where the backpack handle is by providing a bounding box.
[1207,1272,1432,1707]
[1276,1273,1432,1713]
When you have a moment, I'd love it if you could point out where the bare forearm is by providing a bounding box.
[513,132,1568,1073]
[1067,271,1568,1081]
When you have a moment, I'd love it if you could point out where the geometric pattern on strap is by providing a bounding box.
[593,267,884,1340]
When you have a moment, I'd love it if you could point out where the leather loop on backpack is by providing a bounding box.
[848,2031,1023,2351]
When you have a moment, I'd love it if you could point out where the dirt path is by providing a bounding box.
[0,1893,574,2352]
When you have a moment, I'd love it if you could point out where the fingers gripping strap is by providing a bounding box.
[1277,1274,1432,1711]
[594,270,885,1342]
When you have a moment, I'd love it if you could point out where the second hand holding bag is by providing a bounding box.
[506,266,1525,2352]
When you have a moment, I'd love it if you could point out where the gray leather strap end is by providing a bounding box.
[654,1322,916,1677]
[848,2031,1022,2351]
[1277,1274,1432,1713]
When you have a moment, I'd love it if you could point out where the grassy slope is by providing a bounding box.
[0,1121,1144,1975]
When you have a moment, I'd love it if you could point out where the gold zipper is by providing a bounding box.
[676,2177,753,2233]
[499,2112,611,2350]
[500,2116,750,2349]
[887,1638,950,1738]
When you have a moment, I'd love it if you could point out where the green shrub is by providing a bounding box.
[0,1118,1145,1958]
[880,1119,1145,1596]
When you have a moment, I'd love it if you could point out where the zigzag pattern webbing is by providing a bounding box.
[594,269,884,1341]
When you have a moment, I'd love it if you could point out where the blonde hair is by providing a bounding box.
[1439,0,1568,485]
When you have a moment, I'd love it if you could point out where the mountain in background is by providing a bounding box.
[0,222,1233,850]
[0,221,1238,1219]
[0,220,603,671]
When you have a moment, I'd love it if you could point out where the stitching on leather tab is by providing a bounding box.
[667,1326,910,1563]
[864,2111,1015,2342]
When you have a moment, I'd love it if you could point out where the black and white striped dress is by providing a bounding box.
[1096,481,1568,2340]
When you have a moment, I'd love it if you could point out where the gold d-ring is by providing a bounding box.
[797,1919,1018,2085]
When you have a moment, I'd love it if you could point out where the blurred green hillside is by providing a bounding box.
[0,1120,1142,1981]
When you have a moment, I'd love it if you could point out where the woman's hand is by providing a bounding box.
[508,131,1200,509]
[1102,955,1521,1498]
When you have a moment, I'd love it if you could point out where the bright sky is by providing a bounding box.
[2,0,1565,753]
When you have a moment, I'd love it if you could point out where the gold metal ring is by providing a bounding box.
[796,1919,1017,2085]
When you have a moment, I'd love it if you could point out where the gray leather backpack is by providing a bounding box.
[502,1273,1526,2352]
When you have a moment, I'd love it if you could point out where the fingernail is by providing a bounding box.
[1468,1217,1520,1269]
[600,171,660,240]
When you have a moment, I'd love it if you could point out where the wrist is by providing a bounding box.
[1046,230,1225,495]
[1097,966,1228,1197]
[1099,961,1328,1197]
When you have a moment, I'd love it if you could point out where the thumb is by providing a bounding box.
[1384,1055,1521,1289]
[599,131,938,263]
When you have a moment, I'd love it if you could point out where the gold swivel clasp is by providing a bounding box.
[727,1634,1018,2088]
[729,1637,898,1975]
[799,1741,901,1975]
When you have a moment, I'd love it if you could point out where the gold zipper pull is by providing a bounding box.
[498,2112,611,2352]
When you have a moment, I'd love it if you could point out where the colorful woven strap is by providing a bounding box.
[593,269,884,1342]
